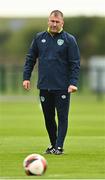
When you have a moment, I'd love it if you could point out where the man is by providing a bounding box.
[23,10,80,155]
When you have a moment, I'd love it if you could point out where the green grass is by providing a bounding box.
[0,94,105,179]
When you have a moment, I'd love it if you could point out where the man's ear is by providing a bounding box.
[62,21,64,27]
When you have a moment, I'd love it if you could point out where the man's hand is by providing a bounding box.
[68,85,78,93]
[23,80,31,90]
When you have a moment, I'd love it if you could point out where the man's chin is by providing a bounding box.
[50,30,58,34]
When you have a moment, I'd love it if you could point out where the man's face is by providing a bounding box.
[48,14,64,34]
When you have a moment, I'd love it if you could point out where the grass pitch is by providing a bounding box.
[0,94,105,179]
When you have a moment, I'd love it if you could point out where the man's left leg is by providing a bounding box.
[55,90,70,154]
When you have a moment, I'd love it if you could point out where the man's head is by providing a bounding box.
[48,10,64,34]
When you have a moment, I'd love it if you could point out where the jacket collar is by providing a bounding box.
[47,27,63,35]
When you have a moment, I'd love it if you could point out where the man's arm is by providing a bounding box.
[67,35,80,93]
[23,37,38,90]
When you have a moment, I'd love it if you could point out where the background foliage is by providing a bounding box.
[0,16,105,64]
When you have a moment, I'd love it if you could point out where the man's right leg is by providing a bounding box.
[39,90,57,148]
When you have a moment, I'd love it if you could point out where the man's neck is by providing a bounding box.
[47,27,63,36]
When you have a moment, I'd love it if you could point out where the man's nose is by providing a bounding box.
[53,22,57,26]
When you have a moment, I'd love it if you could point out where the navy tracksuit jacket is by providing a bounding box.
[23,30,80,89]
[23,30,80,149]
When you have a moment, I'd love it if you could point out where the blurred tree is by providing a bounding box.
[0,29,12,56]
[65,17,105,60]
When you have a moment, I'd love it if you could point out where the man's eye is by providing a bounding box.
[50,20,59,23]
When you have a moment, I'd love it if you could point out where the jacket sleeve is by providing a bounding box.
[23,37,38,81]
[67,35,80,87]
